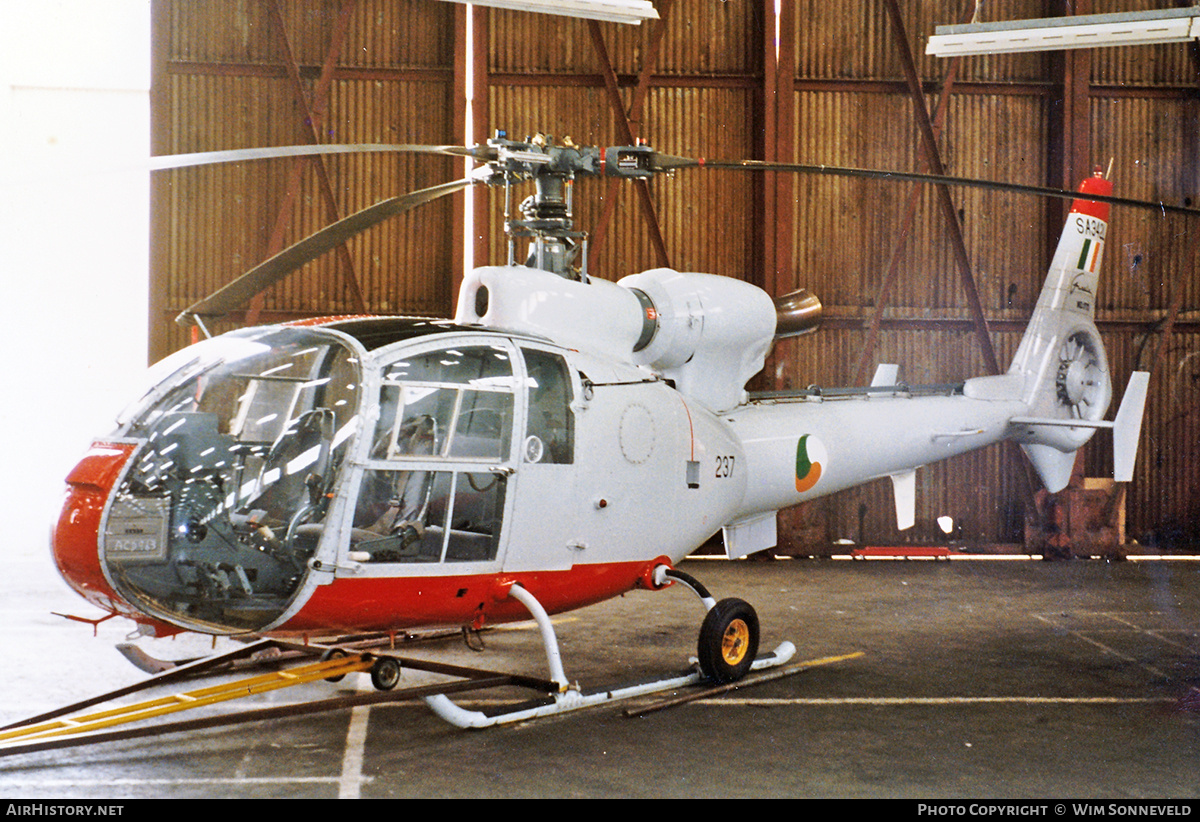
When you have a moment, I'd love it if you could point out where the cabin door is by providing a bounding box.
[502,346,582,572]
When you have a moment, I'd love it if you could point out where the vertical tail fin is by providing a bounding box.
[1008,170,1117,490]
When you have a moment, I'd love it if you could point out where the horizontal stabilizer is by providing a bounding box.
[1010,417,1113,430]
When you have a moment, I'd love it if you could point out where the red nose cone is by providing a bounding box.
[52,442,135,614]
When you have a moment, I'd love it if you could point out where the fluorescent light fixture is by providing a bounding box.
[927,5,1200,56]
[441,0,658,25]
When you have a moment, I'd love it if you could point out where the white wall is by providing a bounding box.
[0,0,150,576]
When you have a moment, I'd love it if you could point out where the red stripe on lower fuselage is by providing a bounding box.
[276,560,657,635]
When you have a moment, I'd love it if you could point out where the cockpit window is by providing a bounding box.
[376,344,515,462]
[350,469,505,563]
[102,327,363,633]
[522,348,574,464]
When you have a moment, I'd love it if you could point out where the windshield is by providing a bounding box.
[102,327,363,633]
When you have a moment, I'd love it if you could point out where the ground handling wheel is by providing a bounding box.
[370,656,402,691]
[320,648,348,682]
[697,598,760,683]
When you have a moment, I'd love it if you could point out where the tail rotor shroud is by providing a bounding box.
[1055,330,1107,421]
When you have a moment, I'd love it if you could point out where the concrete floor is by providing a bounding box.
[2,554,1199,798]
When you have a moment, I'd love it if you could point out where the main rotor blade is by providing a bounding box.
[653,155,1200,218]
[176,176,473,324]
[151,143,492,171]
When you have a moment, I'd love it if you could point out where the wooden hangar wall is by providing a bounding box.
[149,0,1199,553]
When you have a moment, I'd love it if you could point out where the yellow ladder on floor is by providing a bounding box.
[0,653,374,747]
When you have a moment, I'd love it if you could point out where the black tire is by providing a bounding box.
[370,656,402,691]
[697,598,760,683]
[321,648,348,682]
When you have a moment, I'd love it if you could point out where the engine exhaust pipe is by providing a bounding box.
[774,288,822,338]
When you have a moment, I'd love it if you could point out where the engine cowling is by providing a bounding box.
[456,264,822,412]
[619,268,775,411]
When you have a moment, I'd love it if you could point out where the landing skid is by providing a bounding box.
[424,576,797,729]
[426,641,796,729]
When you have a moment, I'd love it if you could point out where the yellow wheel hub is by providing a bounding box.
[721,618,750,665]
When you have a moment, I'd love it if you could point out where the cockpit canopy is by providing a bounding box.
[99,320,579,634]
[104,326,363,633]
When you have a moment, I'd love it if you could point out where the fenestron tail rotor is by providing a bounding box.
[1055,330,1107,420]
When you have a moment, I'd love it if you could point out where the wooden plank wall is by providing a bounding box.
[150,0,460,357]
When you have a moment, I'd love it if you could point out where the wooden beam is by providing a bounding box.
[765,0,796,299]
[1139,4,1200,377]
[1045,0,1093,255]
[249,0,364,326]
[1061,0,1094,191]
[149,0,171,362]
[471,6,490,269]
[451,3,469,301]
[883,0,1000,376]
[586,16,671,269]
[854,0,976,386]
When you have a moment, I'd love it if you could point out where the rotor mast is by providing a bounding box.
[487,131,654,282]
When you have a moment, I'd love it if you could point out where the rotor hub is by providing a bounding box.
[1056,358,1091,406]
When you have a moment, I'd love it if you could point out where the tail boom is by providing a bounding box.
[716,170,1147,553]
[725,390,1026,525]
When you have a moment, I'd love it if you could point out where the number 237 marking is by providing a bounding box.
[714,455,736,478]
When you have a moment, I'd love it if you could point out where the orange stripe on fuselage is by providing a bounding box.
[54,442,137,611]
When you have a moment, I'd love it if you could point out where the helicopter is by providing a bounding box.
[50,132,1155,727]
